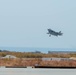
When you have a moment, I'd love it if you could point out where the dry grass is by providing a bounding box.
[0,58,76,67]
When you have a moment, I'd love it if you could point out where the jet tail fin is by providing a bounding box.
[59,31,61,33]
[59,31,63,35]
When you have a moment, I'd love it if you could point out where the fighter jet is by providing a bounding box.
[47,29,63,37]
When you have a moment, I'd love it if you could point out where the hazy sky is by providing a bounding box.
[0,0,76,48]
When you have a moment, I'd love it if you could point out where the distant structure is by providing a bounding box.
[30,51,41,54]
[35,51,41,53]
[48,51,76,54]
[47,29,63,37]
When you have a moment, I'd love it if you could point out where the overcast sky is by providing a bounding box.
[0,0,76,48]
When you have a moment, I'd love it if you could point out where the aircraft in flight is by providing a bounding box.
[47,29,63,37]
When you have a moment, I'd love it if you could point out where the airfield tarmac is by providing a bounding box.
[0,68,76,75]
